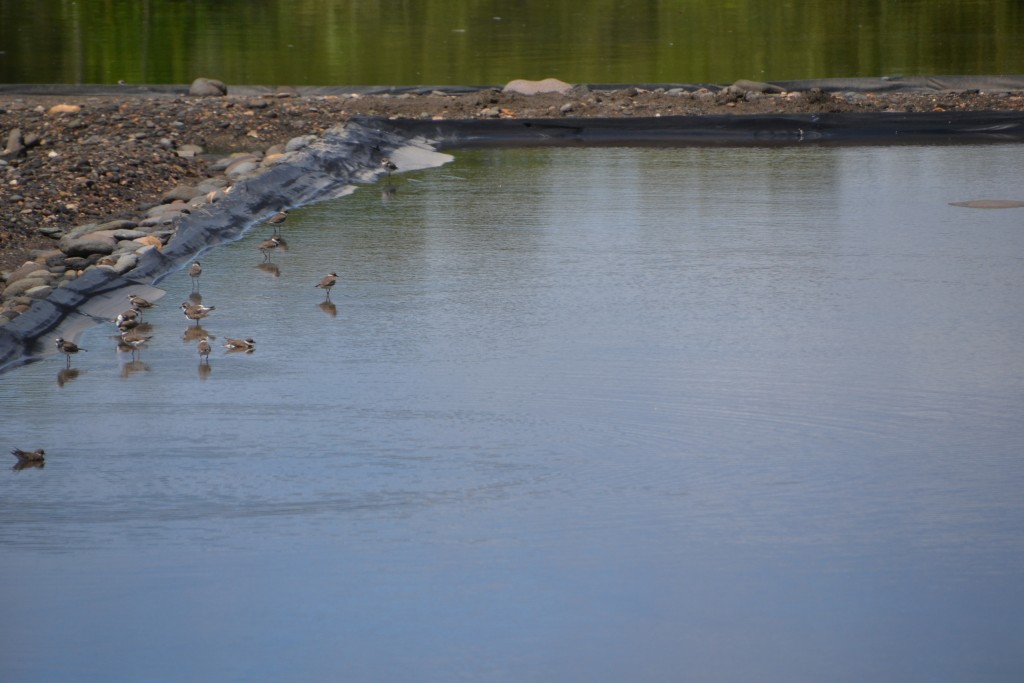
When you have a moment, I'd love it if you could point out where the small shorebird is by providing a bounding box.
[258,235,282,260]
[315,272,338,300]
[128,294,157,314]
[120,330,152,359]
[224,337,256,351]
[267,209,288,234]
[55,337,87,367]
[381,156,397,178]
[181,301,215,323]
[197,337,212,363]
[115,308,139,328]
[11,448,45,464]
[189,261,202,290]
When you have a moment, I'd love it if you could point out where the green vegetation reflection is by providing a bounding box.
[1,0,1021,85]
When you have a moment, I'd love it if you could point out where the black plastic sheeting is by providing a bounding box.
[371,111,1024,148]
[0,120,452,373]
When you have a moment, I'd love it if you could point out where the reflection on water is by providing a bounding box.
[1,0,1021,84]
[2,144,1024,682]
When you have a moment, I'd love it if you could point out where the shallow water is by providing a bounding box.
[2,144,1024,682]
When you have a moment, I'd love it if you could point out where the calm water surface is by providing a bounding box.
[1,0,1022,84]
[2,144,1024,681]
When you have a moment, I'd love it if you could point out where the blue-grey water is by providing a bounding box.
[2,144,1024,682]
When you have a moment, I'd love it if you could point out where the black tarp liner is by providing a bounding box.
[370,111,1024,148]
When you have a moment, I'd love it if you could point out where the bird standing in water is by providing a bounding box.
[120,330,152,359]
[127,293,157,314]
[315,272,338,301]
[267,209,288,235]
[197,337,212,363]
[55,337,87,367]
[181,301,215,324]
[258,235,282,261]
[189,261,202,290]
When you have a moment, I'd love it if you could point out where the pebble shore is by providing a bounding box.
[3,78,1023,326]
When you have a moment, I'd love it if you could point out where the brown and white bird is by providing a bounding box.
[188,261,202,289]
[128,294,157,314]
[120,330,152,358]
[10,447,46,470]
[380,157,397,177]
[258,236,282,260]
[315,272,338,300]
[115,308,140,328]
[181,301,215,322]
[224,337,256,351]
[197,336,212,362]
[55,337,87,367]
[267,209,288,235]
[10,448,45,464]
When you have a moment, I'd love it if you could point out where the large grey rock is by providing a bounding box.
[25,285,54,300]
[2,277,50,298]
[225,157,261,177]
[4,261,49,284]
[97,219,139,231]
[60,231,117,257]
[503,78,574,96]
[161,184,203,203]
[176,143,205,158]
[111,253,139,274]
[189,78,227,97]
[285,135,317,152]
[111,229,150,241]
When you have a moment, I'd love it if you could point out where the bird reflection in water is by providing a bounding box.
[183,325,213,343]
[256,261,281,278]
[56,367,82,387]
[197,362,213,381]
[381,185,397,202]
[187,291,204,306]
[319,300,337,317]
[12,458,45,472]
[118,357,150,378]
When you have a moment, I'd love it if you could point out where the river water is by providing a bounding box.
[2,0,1022,85]
[2,143,1024,681]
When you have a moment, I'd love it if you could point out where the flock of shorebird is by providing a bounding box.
[18,156,401,470]
[51,207,339,373]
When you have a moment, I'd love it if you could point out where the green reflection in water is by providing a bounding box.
[0,0,1021,85]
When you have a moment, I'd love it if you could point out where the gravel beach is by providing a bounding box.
[2,81,1023,322]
